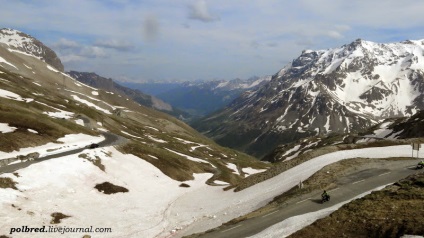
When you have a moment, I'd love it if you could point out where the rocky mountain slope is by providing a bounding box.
[194,39,424,158]
[359,109,424,140]
[67,71,190,119]
[0,28,63,71]
[123,76,271,119]
[263,109,424,163]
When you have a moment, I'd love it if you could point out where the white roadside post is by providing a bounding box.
[412,143,421,159]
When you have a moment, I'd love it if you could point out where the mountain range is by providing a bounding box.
[122,76,271,119]
[193,38,424,157]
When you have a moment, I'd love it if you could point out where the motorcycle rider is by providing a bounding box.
[418,160,424,168]
[321,190,329,200]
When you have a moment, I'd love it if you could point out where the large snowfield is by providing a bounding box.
[0,137,422,237]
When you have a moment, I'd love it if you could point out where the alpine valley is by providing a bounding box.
[2,27,424,238]
[193,38,424,157]
[122,75,271,120]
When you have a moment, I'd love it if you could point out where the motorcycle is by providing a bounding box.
[416,164,424,170]
[321,194,330,203]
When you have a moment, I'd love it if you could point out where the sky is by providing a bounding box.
[1,0,424,82]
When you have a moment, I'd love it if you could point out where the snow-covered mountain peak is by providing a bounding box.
[213,75,272,90]
[0,28,34,49]
[195,38,424,157]
[0,28,64,71]
[292,38,424,74]
[274,39,424,118]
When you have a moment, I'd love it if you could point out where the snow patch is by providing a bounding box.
[0,88,32,102]
[46,65,59,73]
[27,128,38,134]
[121,131,143,139]
[147,135,167,143]
[214,180,229,185]
[75,119,85,126]
[242,167,267,176]
[145,126,159,131]
[226,163,240,175]
[165,148,214,167]
[43,110,74,119]
[0,123,17,133]
[71,95,112,114]
[0,55,18,69]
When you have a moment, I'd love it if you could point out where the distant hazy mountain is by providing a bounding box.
[121,81,183,96]
[122,76,271,118]
[193,38,424,157]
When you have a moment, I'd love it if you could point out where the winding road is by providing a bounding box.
[0,113,129,175]
[192,160,421,238]
[0,131,126,176]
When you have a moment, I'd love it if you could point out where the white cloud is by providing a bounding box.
[59,54,85,63]
[188,0,219,22]
[53,38,80,49]
[58,45,108,63]
[334,24,351,31]
[326,30,344,39]
[79,46,107,58]
[94,39,134,51]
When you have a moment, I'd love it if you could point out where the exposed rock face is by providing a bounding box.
[0,28,64,71]
[194,39,424,158]
[94,182,129,194]
[0,152,40,167]
[17,152,40,161]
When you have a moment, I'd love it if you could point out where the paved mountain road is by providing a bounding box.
[0,132,126,175]
[192,161,421,238]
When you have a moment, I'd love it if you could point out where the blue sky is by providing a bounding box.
[2,0,424,82]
